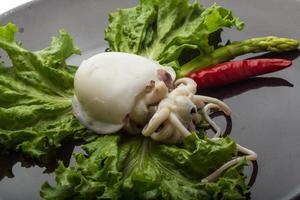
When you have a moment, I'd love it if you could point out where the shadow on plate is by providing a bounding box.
[250,49,300,61]
[0,139,81,180]
[209,111,232,137]
[248,160,258,187]
[200,77,293,100]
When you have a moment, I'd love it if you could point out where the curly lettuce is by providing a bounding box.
[105,0,243,69]
[41,133,249,200]
[0,23,91,162]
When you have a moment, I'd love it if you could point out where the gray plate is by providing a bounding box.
[0,0,300,199]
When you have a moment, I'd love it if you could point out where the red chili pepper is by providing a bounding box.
[188,59,292,89]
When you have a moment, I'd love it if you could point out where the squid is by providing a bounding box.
[72,52,257,182]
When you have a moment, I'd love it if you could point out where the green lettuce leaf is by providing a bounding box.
[105,0,243,69]
[0,23,91,161]
[41,133,249,200]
